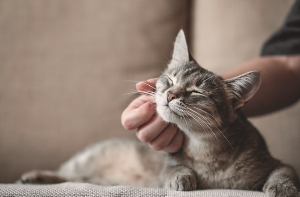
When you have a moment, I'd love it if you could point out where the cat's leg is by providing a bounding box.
[18,170,69,184]
[162,165,197,191]
[263,164,300,197]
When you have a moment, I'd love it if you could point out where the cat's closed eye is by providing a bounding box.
[191,90,201,94]
[190,90,207,97]
[164,75,173,86]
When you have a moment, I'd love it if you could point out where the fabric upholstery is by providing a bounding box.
[0,183,268,197]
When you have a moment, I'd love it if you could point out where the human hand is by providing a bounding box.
[121,78,184,153]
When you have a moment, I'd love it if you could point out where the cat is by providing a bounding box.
[19,30,300,197]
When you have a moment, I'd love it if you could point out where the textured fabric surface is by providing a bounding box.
[0,183,267,197]
[0,0,188,183]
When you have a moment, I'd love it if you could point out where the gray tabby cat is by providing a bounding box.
[19,30,299,197]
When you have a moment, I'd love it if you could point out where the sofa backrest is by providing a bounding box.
[0,0,189,183]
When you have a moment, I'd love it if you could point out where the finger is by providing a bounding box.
[123,95,154,113]
[148,124,178,151]
[122,99,156,130]
[136,78,158,92]
[163,129,184,153]
[136,115,168,143]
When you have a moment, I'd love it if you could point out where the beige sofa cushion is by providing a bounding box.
[0,0,189,183]
[1,183,269,197]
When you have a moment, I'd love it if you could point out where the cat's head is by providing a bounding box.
[155,30,261,133]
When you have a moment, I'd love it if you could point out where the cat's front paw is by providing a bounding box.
[263,179,299,197]
[167,172,197,191]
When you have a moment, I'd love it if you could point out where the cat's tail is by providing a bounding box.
[17,170,69,184]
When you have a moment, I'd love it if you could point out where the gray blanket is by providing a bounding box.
[0,182,268,197]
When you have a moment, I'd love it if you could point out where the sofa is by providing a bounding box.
[0,0,299,196]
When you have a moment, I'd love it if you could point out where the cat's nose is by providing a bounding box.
[167,91,177,102]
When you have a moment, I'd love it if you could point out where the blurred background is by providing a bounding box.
[0,0,299,183]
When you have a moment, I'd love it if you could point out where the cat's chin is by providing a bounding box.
[156,105,182,124]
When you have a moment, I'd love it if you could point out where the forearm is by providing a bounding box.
[222,55,300,117]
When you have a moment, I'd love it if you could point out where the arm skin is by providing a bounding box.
[223,54,300,117]
[121,54,300,152]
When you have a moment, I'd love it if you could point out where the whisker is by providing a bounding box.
[155,50,170,62]
[177,107,189,129]
[122,90,141,96]
[138,91,156,97]
[187,109,219,143]
[124,80,156,90]
[183,109,193,124]
[186,107,233,149]
[186,104,223,129]
[181,107,209,132]
[185,110,210,135]
[175,104,212,135]
[123,90,156,97]
[191,106,222,127]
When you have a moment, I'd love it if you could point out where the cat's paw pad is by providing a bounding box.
[167,173,197,191]
[19,170,47,184]
[264,180,299,197]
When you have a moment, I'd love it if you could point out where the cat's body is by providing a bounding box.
[21,138,164,187]
[164,111,280,190]
[60,138,164,187]
[19,30,299,197]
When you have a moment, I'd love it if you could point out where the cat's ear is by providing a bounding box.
[171,30,189,64]
[225,71,261,110]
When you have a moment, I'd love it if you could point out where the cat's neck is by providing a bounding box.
[183,129,228,157]
[180,114,244,159]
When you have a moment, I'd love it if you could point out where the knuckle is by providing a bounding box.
[137,130,151,143]
[150,141,165,151]
[166,142,181,153]
[122,118,134,130]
